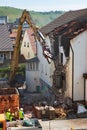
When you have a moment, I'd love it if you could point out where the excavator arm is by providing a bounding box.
[9,10,54,85]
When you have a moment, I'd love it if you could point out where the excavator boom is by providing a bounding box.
[9,10,54,85]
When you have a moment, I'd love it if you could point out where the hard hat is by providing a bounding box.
[8,109,10,112]
[20,108,23,111]
[12,113,14,116]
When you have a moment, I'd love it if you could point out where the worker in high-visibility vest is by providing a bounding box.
[19,108,24,120]
[6,109,11,121]
[10,113,16,121]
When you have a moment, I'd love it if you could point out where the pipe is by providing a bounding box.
[70,43,74,101]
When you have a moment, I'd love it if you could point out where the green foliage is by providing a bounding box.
[0,67,10,78]
[30,11,65,27]
[0,6,65,27]
[17,64,25,76]
[0,6,23,22]
[0,67,10,73]
[0,64,25,78]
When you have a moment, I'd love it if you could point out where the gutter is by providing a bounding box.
[70,43,74,101]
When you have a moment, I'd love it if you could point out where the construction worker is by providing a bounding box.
[19,108,24,120]
[6,109,11,121]
[10,113,16,121]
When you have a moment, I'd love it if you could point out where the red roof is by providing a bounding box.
[26,28,36,54]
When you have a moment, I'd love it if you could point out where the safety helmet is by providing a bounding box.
[12,113,14,116]
[8,109,10,112]
[20,108,23,111]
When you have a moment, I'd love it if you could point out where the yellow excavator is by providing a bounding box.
[9,9,54,86]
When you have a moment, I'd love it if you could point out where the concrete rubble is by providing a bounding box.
[19,87,87,120]
[0,84,86,121]
[0,86,87,130]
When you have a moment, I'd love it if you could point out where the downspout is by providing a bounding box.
[70,43,74,101]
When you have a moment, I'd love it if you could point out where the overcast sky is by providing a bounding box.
[0,0,87,11]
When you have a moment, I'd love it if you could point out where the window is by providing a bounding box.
[0,54,3,58]
[0,122,3,128]
[4,53,6,60]
[32,62,35,70]
[27,42,29,47]
[27,62,38,71]
[24,42,26,47]
[60,53,63,64]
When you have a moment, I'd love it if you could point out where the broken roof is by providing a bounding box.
[0,24,13,51]
[40,8,87,36]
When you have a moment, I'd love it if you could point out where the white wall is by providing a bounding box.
[67,30,87,101]
[37,36,55,87]
[21,31,35,59]
[26,69,40,92]
[25,36,55,93]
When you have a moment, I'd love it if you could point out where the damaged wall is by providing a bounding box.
[65,30,87,101]
[52,30,87,102]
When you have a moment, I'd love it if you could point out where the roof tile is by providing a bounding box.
[26,28,36,54]
[0,24,13,51]
[40,8,87,35]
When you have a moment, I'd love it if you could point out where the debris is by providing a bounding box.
[77,103,87,118]
[55,107,67,119]
[33,105,55,119]
[77,103,87,114]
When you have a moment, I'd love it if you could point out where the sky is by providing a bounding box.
[0,0,87,12]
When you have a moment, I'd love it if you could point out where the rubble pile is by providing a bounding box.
[55,107,67,119]
[33,104,55,119]
[19,88,87,120]
[19,89,46,105]
[53,97,77,119]
[24,105,35,119]
[77,103,87,118]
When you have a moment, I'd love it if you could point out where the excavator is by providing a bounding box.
[0,11,66,129]
[9,9,54,86]
[0,10,66,130]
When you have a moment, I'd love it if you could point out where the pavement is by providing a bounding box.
[39,118,87,130]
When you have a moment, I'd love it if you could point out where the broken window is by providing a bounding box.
[61,35,70,58]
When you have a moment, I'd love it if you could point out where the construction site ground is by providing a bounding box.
[19,88,46,106]
[18,88,87,130]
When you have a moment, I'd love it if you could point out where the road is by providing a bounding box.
[39,118,87,130]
